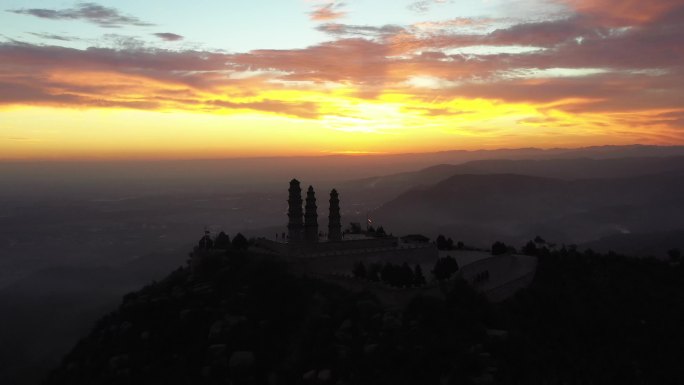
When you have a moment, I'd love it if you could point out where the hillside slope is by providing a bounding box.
[372,172,684,247]
[45,251,491,385]
[45,244,684,385]
[342,156,684,208]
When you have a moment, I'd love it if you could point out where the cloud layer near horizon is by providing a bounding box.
[2,0,684,154]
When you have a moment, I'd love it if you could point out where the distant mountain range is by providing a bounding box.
[3,145,684,199]
[367,159,684,251]
[344,156,684,205]
[581,230,684,257]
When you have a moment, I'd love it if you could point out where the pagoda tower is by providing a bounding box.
[287,179,304,242]
[304,186,319,242]
[328,189,342,241]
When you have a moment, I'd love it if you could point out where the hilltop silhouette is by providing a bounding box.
[44,234,684,384]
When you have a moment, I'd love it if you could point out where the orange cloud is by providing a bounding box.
[561,0,684,25]
[309,2,346,21]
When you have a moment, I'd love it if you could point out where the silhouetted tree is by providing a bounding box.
[534,235,546,244]
[491,241,508,255]
[413,264,426,286]
[374,262,417,287]
[368,263,381,282]
[433,255,459,281]
[522,241,538,256]
[450,256,459,271]
[381,263,396,285]
[198,231,213,250]
[353,261,367,279]
[456,241,465,250]
[668,248,681,263]
[214,231,231,249]
[436,234,449,250]
[474,270,490,284]
[433,259,449,281]
[400,263,414,287]
[401,234,430,243]
[232,233,248,250]
[347,222,362,234]
[376,226,386,237]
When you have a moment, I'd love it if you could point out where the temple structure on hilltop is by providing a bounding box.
[200,179,534,302]
[255,179,438,267]
[287,179,304,242]
[328,189,342,241]
[304,185,319,242]
[285,179,342,244]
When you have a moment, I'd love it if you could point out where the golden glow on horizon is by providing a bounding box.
[2,91,680,160]
[1,67,682,160]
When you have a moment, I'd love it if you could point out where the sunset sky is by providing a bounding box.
[1,0,683,159]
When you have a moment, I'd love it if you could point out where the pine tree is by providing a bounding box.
[232,233,249,250]
[413,264,426,286]
[436,234,448,250]
[214,231,231,249]
[401,262,413,287]
[432,256,459,281]
[352,261,367,279]
[368,263,381,282]
[491,241,508,255]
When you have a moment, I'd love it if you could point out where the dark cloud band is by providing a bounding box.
[153,33,184,42]
[9,2,154,28]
